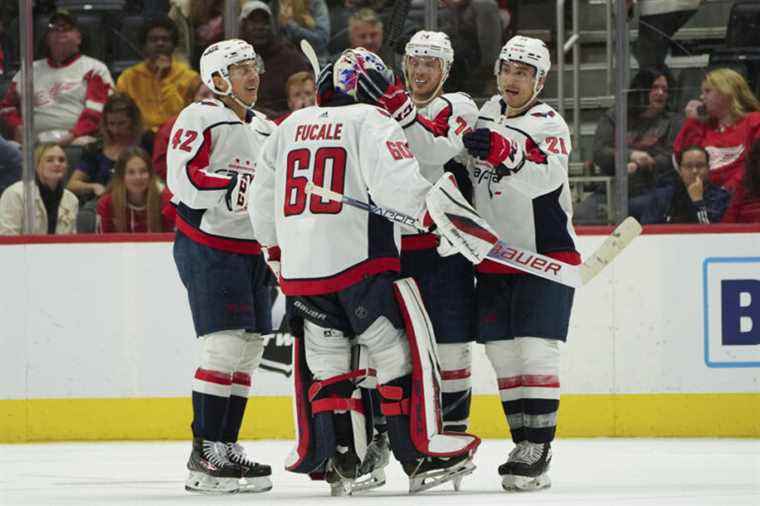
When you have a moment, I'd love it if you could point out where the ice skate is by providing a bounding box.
[352,432,389,493]
[185,438,240,494]
[499,441,552,492]
[226,442,273,493]
[403,453,475,494]
[325,447,361,496]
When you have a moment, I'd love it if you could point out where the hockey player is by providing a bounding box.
[167,39,273,494]
[356,31,479,435]
[250,47,497,496]
[460,35,580,492]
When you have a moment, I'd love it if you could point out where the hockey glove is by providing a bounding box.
[225,172,251,213]
[263,245,281,280]
[463,128,525,176]
[316,62,335,106]
[357,68,416,127]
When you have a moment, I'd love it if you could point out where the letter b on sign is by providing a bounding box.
[721,279,760,345]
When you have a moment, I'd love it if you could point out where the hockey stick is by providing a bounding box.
[300,39,321,79]
[305,181,641,288]
[382,0,412,54]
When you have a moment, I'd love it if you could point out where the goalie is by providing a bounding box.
[249,48,497,495]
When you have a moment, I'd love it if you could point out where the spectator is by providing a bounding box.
[152,77,214,181]
[0,10,113,145]
[632,145,729,224]
[575,66,681,223]
[596,66,681,196]
[723,139,760,223]
[285,71,316,111]
[347,8,383,54]
[96,147,174,233]
[67,94,145,202]
[636,0,703,68]
[0,142,78,235]
[279,0,331,64]
[441,0,502,95]
[116,16,200,134]
[0,134,21,196]
[675,68,760,193]
[239,1,310,118]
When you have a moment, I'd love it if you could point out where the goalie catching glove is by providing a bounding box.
[463,128,524,176]
[423,173,499,264]
[357,68,416,127]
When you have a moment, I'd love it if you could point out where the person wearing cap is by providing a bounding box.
[0,10,113,146]
[116,15,199,134]
[238,0,310,118]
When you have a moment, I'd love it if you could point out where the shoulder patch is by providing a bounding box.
[531,110,556,118]
[200,100,218,107]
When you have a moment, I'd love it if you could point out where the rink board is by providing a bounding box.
[1,226,759,442]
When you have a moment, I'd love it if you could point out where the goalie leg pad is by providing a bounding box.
[286,334,374,476]
[425,173,499,264]
[389,278,481,459]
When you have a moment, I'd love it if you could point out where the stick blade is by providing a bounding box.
[300,39,320,79]
[579,217,642,285]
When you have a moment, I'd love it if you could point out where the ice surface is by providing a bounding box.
[1,439,758,505]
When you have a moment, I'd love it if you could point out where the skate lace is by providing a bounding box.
[511,442,544,465]
[202,440,232,468]
[227,442,256,466]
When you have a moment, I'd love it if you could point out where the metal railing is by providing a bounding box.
[556,0,581,158]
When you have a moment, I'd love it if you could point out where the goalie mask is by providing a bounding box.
[333,47,394,100]
[403,31,454,106]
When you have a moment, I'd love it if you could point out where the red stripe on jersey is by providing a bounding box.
[232,372,252,386]
[478,250,581,274]
[414,103,452,137]
[186,129,231,190]
[401,233,438,251]
[498,374,560,390]
[441,368,471,380]
[176,215,262,255]
[280,257,400,296]
[195,368,232,385]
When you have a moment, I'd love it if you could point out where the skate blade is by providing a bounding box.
[501,473,551,492]
[350,468,386,494]
[237,476,273,493]
[409,460,475,494]
[184,472,239,494]
[329,478,356,496]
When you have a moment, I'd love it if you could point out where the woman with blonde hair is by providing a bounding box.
[0,142,78,235]
[96,147,174,233]
[277,0,330,64]
[675,67,760,192]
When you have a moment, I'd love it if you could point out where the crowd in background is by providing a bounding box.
[0,0,758,237]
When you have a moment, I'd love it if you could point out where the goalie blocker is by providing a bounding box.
[285,277,480,494]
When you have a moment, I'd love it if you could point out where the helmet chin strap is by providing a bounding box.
[230,92,256,112]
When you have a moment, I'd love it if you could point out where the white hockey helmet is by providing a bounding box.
[200,39,258,96]
[403,30,455,83]
[333,47,393,99]
[495,35,551,88]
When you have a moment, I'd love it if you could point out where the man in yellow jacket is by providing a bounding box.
[116,16,199,133]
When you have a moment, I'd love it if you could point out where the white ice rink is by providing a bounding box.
[1,439,758,506]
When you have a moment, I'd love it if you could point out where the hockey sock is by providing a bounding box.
[220,371,252,442]
[523,397,559,444]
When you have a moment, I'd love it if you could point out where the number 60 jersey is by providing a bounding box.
[167,98,274,253]
[250,103,433,296]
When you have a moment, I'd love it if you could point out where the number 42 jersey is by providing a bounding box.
[167,98,274,254]
[250,103,432,296]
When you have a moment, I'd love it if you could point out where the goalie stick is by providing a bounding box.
[305,181,641,288]
[300,39,321,80]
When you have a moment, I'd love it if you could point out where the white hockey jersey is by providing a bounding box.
[470,97,580,274]
[167,98,274,254]
[402,93,478,250]
[250,103,432,296]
